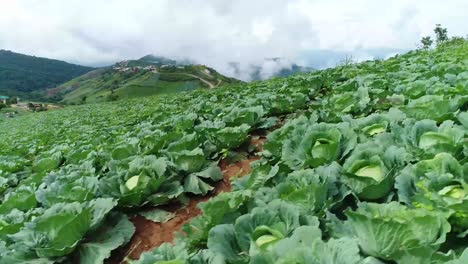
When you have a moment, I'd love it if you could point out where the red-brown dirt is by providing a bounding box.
[110,135,266,263]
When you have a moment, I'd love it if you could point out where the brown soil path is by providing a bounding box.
[112,135,266,263]
[182,73,216,89]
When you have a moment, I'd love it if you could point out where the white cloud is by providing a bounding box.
[252,19,275,44]
[0,0,466,79]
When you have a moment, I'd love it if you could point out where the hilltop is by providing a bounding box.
[0,50,93,99]
[47,56,240,104]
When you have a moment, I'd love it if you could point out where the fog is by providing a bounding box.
[1,0,466,80]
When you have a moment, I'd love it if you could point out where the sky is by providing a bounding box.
[0,0,467,80]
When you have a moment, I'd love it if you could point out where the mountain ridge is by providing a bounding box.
[0,50,93,99]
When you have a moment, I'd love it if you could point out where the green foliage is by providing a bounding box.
[341,141,409,200]
[329,202,451,262]
[8,199,116,259]
[396,153,468,231]
[77,213,135,264]
[279,122,356,169]
[435,24,449,45]
[106,91,119,101]
[0,50,92,99]
[50,62,239,104]
[158,73,197,82]
[420,36,433,49]
[0,39,466,263]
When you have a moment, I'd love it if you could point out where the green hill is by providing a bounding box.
[0,38,467,263]
[47,59,239,104]
[0,50,93,99]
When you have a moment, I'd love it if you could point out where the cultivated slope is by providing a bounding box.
[47,59,239,104]
[0,39,466,263]
[0,50,93,99]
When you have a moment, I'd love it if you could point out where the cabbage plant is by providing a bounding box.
[330,202,451,262]
[396,153,467,230]
[342,142,409,200]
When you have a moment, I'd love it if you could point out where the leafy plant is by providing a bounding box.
[329,202,451,262]
[0,35,466,264]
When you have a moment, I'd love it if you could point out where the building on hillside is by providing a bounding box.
[0,95,9,104]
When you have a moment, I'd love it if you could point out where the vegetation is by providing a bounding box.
[48,61,238,104]
[420,24,451,50]
[158,73,199,82]
[434,24,449,45]
[0,50,93,100]
[0,38,466,263]
[0,107,28,121]
[420,36,434,49]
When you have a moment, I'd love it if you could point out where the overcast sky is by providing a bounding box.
[0,0,467,79]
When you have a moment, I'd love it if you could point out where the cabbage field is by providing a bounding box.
[0,39,467,263]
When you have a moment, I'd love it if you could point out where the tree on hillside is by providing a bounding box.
[107,89,119,101]
[6,97,17,105]
[434,24,448,45]
[338,55,355,67]
[420,36,433,49]
[0,102,6,110]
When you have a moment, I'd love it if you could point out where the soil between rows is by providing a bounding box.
[110,135,266,263]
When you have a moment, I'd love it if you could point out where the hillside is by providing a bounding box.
[0,39,467,263]
[47,58,239,104]
[0,50,93,99]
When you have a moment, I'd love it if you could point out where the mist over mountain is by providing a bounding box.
[136,55,314,81]
[138,55,194,66]
[226,58,314,81]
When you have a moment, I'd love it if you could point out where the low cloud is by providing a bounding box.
[0,0,466,80]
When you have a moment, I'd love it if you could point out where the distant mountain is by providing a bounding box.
[227,58,315,81]
[0,50,93,99]
[273,64,315,78]
[47,57,240,104]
